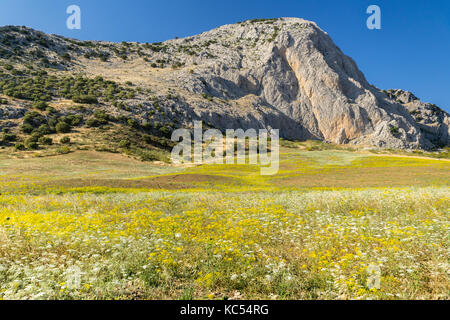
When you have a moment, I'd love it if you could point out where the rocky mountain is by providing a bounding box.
[384,89,449,147]
[0,18,448,156]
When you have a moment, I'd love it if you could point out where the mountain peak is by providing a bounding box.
[0,20,448,152]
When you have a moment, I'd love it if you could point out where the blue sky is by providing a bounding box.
[0,0,449,111]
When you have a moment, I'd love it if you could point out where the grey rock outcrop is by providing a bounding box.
[154,18,441,149]
[1,19,448,150]
[385,89,449,147]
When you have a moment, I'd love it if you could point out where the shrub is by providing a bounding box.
[57,146,71,154]
[2,133,17,142]
[93,110,109,121]
[38,136,53,145]
[23,111,45,127]
[14,143,26,151]
[28,132,42,143]
[141,121,153,131]
[32,101,49,111]
[36,124,53,135]
[136,148,169,162]
[390,125,400,136]
[72,95,98,104]
[118,140,131,149]
[127,119,139,128]
[159,126,172,137]
[86,111,109,127]
[65,114,84,126]
[143,134,172,148]
[21,123,34,134]
[60,137,70,144]
[46,106,57,114]
[60,52,71,61]
[55,121,71,133]
[25,139,38,150]
[48,117,59,129]
[86,118,101,127]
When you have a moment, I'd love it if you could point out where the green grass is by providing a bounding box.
[0,147,449,193]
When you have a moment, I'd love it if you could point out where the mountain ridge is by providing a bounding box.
[0,18,448,157]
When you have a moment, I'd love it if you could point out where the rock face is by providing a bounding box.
[385,89,449,147]
[0,18,448,150]
[158,17,444,149]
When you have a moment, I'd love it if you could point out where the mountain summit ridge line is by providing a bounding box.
[0,17,448,150]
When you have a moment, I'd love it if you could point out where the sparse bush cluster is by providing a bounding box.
[0,128,16,145]
[32,101,48,110]
[55,121,71,133]
[72,94,98,104]
[86,109,110,127]
[83,50,110,62]
[0,69,134,105]
[15,109,85,150]
[0,28,185,156]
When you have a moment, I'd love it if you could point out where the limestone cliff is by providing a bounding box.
[0,18,448,150]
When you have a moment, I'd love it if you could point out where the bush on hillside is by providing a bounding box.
[32,101,49,111]
[60,137,70,144]
[55,121,71,133]
[38,136,53,145]
[72,95,98,104]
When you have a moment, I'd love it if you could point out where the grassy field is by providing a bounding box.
[0,145,448,300]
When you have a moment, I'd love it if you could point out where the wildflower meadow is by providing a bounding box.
[0,145,448,300]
